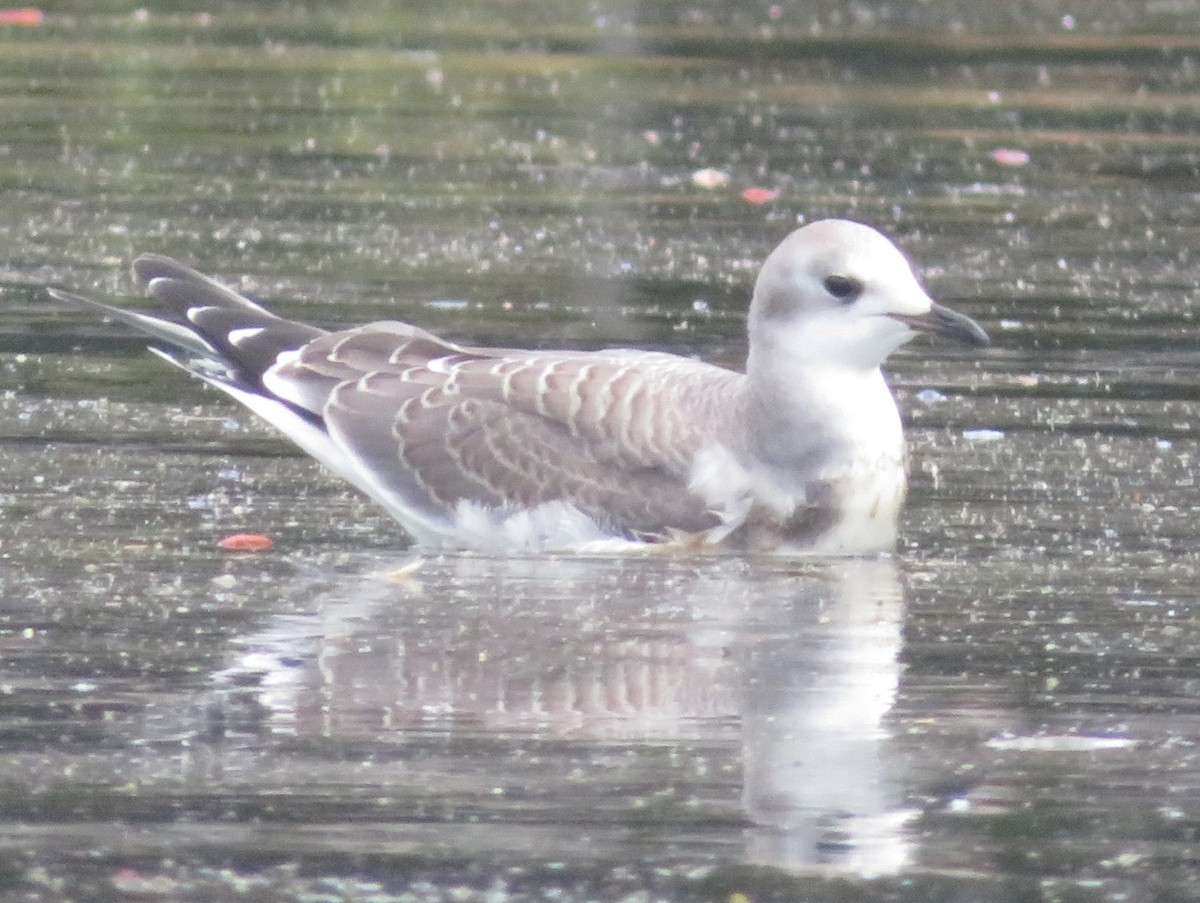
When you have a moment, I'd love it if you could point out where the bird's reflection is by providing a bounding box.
[211,553,909,874]
[737,559,910,875]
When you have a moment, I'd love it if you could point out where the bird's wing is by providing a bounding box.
[267,331,742,536]
[52,253,744,540]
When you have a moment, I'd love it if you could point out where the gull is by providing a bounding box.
[49,219,987,554]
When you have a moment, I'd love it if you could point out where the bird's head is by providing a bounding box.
[748,219,988,374]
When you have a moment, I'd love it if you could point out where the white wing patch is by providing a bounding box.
[228,326,265,347]
[261,349,327,415]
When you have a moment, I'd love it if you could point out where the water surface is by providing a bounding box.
[4,2,1200,901]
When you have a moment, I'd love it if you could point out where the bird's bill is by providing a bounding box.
[890,302,989,347]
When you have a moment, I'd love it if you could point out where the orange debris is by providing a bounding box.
[217,533,274,552]
[741,186,780,204]
[0,8,43,25]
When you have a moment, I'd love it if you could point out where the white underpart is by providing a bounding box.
[689,364,907,555]
[450,499,644,553]
[687,443,770,537]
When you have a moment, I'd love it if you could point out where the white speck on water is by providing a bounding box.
[916,388,947,405]
[963,428,1005,443]
[691,167,731,189]
[986,734,1136,752]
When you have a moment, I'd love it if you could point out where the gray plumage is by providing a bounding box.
[48,219,987,553]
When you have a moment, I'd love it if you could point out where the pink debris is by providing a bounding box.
[990,148,1031,167]
[741,186,780,204]
[0,8,43,25]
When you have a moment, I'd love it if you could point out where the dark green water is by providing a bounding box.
[5,2,1200,901]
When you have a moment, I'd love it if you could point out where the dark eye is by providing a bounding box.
[823,274,863,303]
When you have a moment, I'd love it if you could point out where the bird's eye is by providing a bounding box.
[823,274,864,303]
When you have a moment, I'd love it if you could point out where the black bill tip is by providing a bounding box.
[892,302,989,348]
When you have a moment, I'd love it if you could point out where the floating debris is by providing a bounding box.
[217,532,274,552]
[990,147,1031,167]
[0,8,43,26]
[962,428,1005,443]
[690,167,731,190]
[741,186,780,204]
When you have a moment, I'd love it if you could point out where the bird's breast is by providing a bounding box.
[694,367,908,553]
